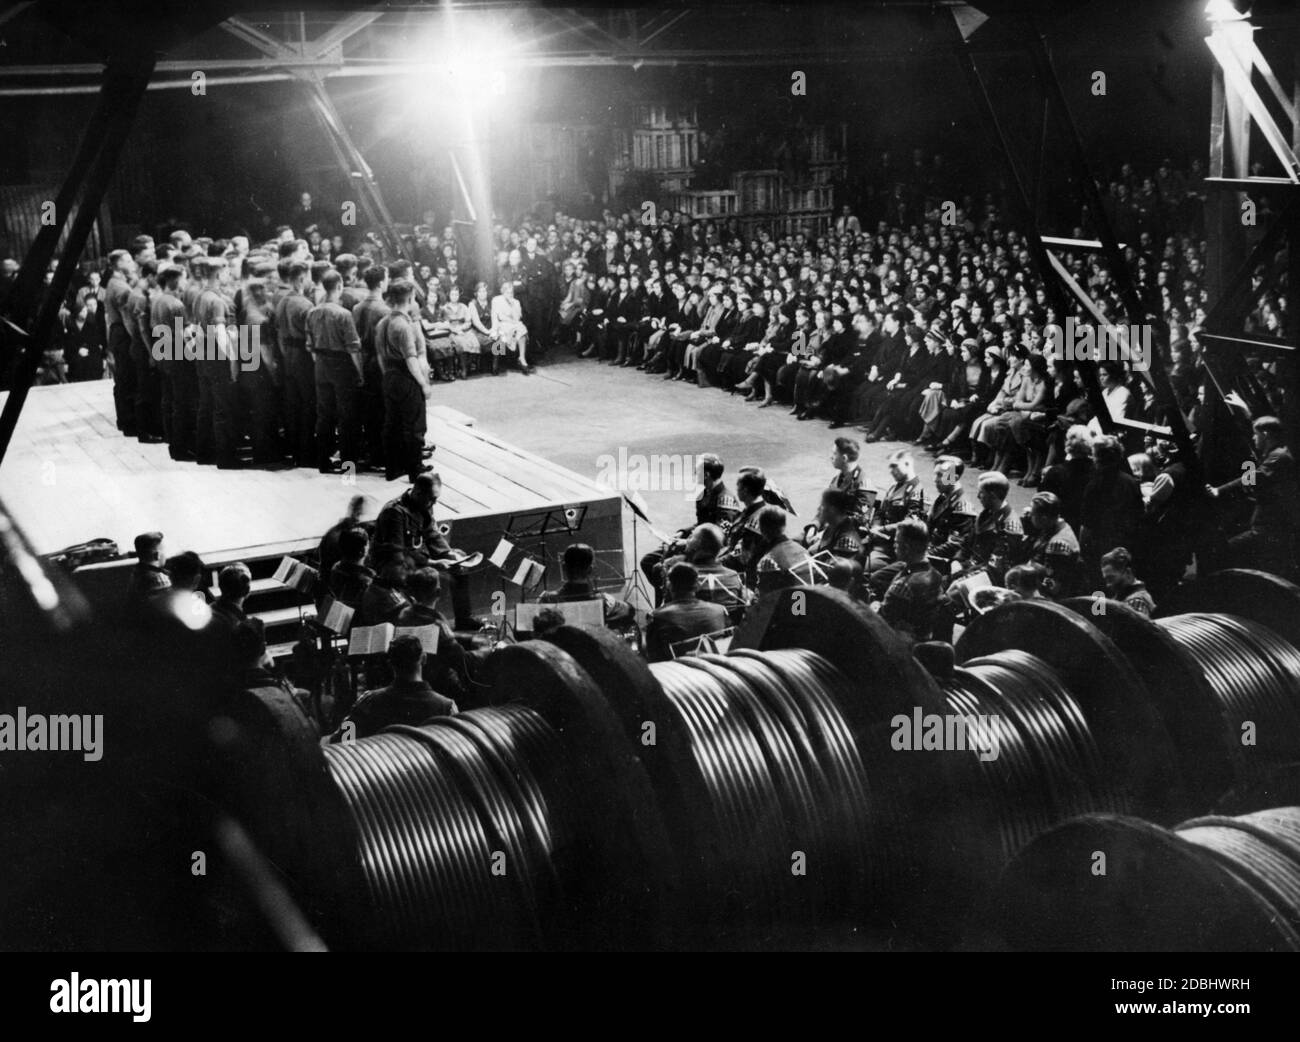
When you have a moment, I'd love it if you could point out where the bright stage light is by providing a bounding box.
[1205,0,1251,23]
[411,12,518,111]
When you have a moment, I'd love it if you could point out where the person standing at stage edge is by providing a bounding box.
[376,278,433,483]
[127,260,165,443]
[352,264,391,473]
[275,260,317,468]
[306,270,365,475]
[104,249,138,436]
[194,257,241,469]
[150,264,197,461]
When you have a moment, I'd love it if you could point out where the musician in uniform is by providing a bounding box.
[862,449,927,573]
[369,472,483,631]
[828,436,872,520]
[1099,546,1157,617]
[875,520,944,644]
[538,543,635,630]
[658,523,748,614]
[644,563,729,663]
[928,455,974,561]
[1018,491,1085,598]
[948,470,1025,591]
[754,505,815,597]
[639,452,741,593]
[804,489,864,559]
[719,468,769,570]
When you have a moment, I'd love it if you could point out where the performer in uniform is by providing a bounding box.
[374,278,433,484]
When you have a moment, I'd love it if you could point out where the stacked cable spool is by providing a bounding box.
[644,650,878,948]
[321,705,575,951]
[936,649,1115,871]
[989,806,1300,951]
[1065,569,1300,814]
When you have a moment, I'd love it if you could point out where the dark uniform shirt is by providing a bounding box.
[275,292,313,348]
[956,501,1024,583]
[305,301,361,356]
[645,596,728,662]
[809,516,863,558]
[696,480,743,529]
[879,560,944,642]
[370,490,453,567]
[756,536,814,595]
[334,679,456,741]
[538,580,635,629]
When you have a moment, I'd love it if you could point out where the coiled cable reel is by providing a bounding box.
[987,806,1300,951]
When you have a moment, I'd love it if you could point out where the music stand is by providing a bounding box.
[622,490,668,614]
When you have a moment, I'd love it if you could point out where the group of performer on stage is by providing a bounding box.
[89,229,537,483]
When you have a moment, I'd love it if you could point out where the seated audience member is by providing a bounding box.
[645,563,729,663]
[1099,546,1157,617]
[357,552,410,626]
[394,567,472,700]
[127,531,172,612]
[1019,491,1085,598]
[1080,435,1144,578]
[330,634,456,741]
[874,520,943,643]
[326,526,375,608]
[490,280,533,373]
[1040,424,1094,535]
[539,543,635,629]
[1206,415,1300,577]
[754,505,815,596]
[805,489,864,559]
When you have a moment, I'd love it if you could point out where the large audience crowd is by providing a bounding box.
[11,150,1300,739]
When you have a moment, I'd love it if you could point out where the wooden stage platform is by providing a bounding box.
[0,380,625,620]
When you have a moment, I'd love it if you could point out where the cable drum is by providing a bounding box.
[647,648,878,948]
[939,650,1118,871]
[1158,614,1300,787]
[322,704,575,951]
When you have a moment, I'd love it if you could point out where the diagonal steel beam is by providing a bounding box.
[1206,32,1300,181]
[220,16,296,61]
[638,10,692,47]
[0,58,157,466]
[309,10,381,56]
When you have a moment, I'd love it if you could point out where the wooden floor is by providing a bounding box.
[0,379,618,559]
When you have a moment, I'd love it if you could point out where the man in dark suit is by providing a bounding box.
[645,563,728,662]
